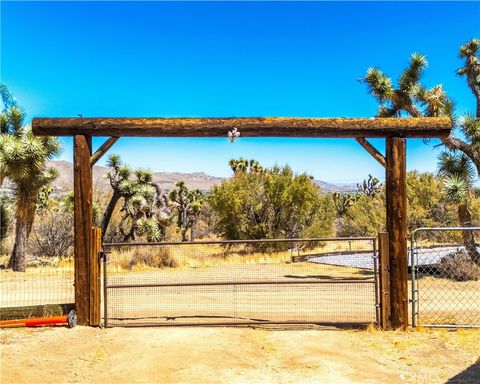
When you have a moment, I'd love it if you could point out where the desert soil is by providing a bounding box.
[106,262,376,326]
[1,326,479,384]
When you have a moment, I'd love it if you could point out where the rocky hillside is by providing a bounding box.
[44,160,356,193]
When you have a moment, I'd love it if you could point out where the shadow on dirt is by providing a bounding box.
[446,359,480,383]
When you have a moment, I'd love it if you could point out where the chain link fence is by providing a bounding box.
[103,237,379,327]
[411,227,480,328]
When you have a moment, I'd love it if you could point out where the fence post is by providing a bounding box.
[378,232,391,330]
[74,135,93,326]
[89,227,102,326]
[385,137,408,330]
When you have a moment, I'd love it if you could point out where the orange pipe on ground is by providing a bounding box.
[0,316,68,328]
[0,310,77,328]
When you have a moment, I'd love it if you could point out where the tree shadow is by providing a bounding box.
[446,359,480,383]
[283,274,373,281]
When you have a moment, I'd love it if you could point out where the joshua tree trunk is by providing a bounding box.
[457,204,480,265]
[8,198,36,272]
[180,205,189,242]
[0,200,9,252]
[101,190,121,240]
[8,217,28,272]
[190,220,196,242]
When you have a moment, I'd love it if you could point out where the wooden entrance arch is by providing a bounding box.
[32,116,452,329]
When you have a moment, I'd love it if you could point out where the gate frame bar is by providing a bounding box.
[102,237,378,328]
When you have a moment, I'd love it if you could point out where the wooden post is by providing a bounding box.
[378,232,391,330]
[385,137,408,330]
[74,135,93,326]
[89,227,102,326]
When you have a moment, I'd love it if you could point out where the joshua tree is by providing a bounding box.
[357,174,382,197]
[456,39,480,118]
[101,155,171,242]
[0,196,11,254]
[332,192,358,217]
[361,53,431,118]
[114,169,170,242]
[361,40,480,177]
[361,40,480,262]
[229,158,265,174]
[437,151,480,265]
[438,39,480,176]
[0,85,61,271]
[100,154,132,239]
[169,181,204,241]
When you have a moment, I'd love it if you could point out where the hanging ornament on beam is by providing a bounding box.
[227,127,240,143]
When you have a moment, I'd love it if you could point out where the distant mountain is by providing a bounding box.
[46,160,357,193]
[313,180,356,193]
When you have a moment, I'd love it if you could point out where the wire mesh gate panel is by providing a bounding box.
[102,238,379,327]
[0,261,74,310]
[411,227,480,328]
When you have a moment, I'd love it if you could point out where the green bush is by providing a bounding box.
[209,163,334,240]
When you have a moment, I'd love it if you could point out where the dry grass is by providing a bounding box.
[0,254,74,270]
[107,239,373,272]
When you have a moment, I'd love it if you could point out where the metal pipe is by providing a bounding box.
[0,310,77,328]
[410,232,417,328]
[103,237,376,248]
[410,227,480,236]
[102,252,108,328]
[105,279,375,289]
[372,238,380,327]
[104,320,372,329]
[420,324,480,329]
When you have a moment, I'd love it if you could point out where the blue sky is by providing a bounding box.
[2,1,479,183]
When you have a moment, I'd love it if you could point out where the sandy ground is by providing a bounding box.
[106,263,376,326]
[1,326,479,384]
[2,261,479,326]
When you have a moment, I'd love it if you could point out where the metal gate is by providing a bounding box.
[102,237,379,327]
[411,227,480,328]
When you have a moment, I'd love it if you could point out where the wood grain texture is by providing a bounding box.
[32,117,452,138]
[378,232,391,330]
[90,137,119,166]
[89,227,102,326]
[74,135,93,326]
[385,138,408,330]
[355,138,386,167]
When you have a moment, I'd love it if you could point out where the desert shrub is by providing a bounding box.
[437,250,480,281]
[30,210,74,258]
[407,171,454,231]
[126,247,181,269]
[336,194,385,237]
[210,164,335,240]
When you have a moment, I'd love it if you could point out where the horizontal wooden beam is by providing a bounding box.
[90,137,119,166]
[32,117,452,138]
[355,138,386,167]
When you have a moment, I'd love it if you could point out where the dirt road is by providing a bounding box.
[1,326,478,384]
